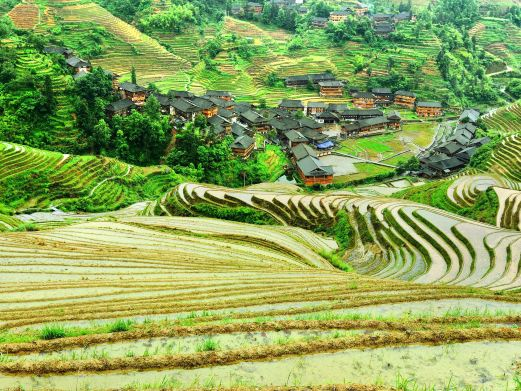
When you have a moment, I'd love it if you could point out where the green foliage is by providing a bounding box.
[191,203,277,225]
[0,171,51,209]
[109,319,133,333]
[318,250,353,272]
[139,3,197,33]
[0,15,13,39]
[331,210,354,251]
[469,137,501,170]
[395,180,460,213]
[396,157,420,174]
[196,338,220,352]
[506,80,521,100]
[434,0,479,29]
[98,0,151,23]
[40,324,66,340]
[458,187,499,225]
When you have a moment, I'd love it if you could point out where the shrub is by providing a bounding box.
[196,338,220,352]
[109,319,132,333]
[40,324,66,340]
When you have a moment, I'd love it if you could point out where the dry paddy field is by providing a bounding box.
[1,214,521,390]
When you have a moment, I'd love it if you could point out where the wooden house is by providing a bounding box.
[247,2,263,14]
[342,116,389,137]
[316,111,340,124]
[416,101,443,117]
[372,88,394,106]
[231,135,255,158]
[394,90,417,109]
[340,109,383,121]
[66,56,92,74]
[106,99,136,119]
[240,110,270,132]
[206,90,233,101]
[319,81,344,98]
[284,130,308,148]
[152,93,174,115]
[352,92,376,109]
[374,23,395,36]
[329,11,349,23]
[311,17,328,28]
[306,102,327,116]
[285,73,335,87]
[119,82,147,106]
[387,111,402,129]
[44,46,73,59]
[296,155,334,186]
[191,97,218,118]
[354,3,369,16]
[279,99,305,112]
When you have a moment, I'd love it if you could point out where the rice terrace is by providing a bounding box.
[2,0,521,389]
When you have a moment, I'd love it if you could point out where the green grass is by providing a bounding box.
[196,338,220,352]
[40,324,67,340]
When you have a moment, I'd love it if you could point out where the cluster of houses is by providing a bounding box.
[284,73,443,117]
[419,109,489,177]
[231,0,414,37]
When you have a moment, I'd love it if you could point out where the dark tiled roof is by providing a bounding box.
[279,99,304,109]
[292,144,317,161]
[66,56,91,68]
[319,81,344,87]
[395,90,417,98]
[107,99,136,112]
[120,82,146,93]
[372,88,392,94]
[353,92,375,99]
[297,156,334,176]
[417,101,442,108]
[232,135,254,149]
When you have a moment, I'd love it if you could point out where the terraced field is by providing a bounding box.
[151,182,521,291]
[0,142,181,213]
[7,1,39,29]
[2,216,521,389]
[50,1,192,88]
[483,101,521,135]
[14,49,79,150]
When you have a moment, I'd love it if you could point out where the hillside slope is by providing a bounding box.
[153,182,521,291]
[0,142,182,214]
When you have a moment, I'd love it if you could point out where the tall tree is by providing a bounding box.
[131,66,137,84]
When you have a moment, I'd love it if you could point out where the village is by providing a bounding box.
[232,0,415,37]
[41,0,487,188]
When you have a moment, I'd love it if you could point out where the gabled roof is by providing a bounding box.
[106,99,136,112]
[152,93,172,107]
[459,109,480,123]
[66,56,91,68]
[395,90,417,98]
[292,144,317,161]
[284,130,308,143]
[206,90,232,98]
[217,108,234,119]
[330,11,349,16]
[307,102,327,108]
[297,156,334,177]
[374,23,395,34]
[232,122,248,137]
[328,103,348,112]
[169,90,195,99]
[456,123,477,134]
[387,111,402,120]
[269,117,300,131]
[372,87,393,94]
[319,81,344,87]
[279,99,304,109]
[341,109,383,117]
[120,82,146,93]
[232,135,254,149]
[417,101,442,108]
[438,141,465,155]
[241,110,266,124]
[171,98,199,113]
[44,46,73,56]
[301,127,328,142]
[312,17,329,23]
[353,92,375,99]
[191,97,216,110]
[317,111,340,120]
[298,116,322,129]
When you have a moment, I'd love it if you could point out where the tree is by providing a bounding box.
[92,119,112,153]
[434,0,479,29]
[0,16,13,39]
[131,66,137,84]
[42,75,55,114]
